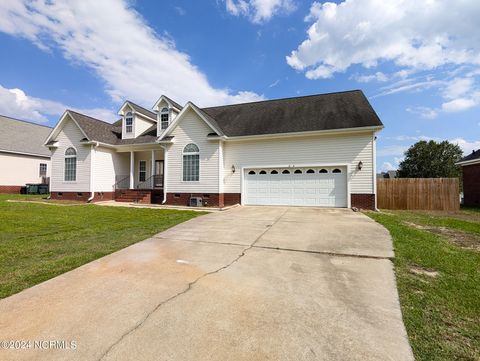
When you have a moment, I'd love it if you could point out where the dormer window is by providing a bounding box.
[125,111,133,133]
[160,107,169,129]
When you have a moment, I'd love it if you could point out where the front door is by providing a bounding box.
[154,160,164,188]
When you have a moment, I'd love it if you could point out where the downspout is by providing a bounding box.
[160,144,168,204]
[87,142,98,202]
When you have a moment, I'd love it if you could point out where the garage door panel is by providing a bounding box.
[244,167,348,207]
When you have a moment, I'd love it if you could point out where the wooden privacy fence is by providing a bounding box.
[377,178,459,211]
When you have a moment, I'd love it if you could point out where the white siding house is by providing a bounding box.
[45,91,383,209]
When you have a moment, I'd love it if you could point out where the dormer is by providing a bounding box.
[118,101,157,139]
[152,95,182,136]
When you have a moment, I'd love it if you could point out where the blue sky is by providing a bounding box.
[0,0,479,171]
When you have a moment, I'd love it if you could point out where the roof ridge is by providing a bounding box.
[0,113,53,128]
[67,110,113,126]
[201,90,363,110]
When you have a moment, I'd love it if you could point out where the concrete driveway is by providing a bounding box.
[0,207,413,361]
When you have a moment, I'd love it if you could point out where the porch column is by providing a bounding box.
[129,151,134,189]
[151,149,155,188]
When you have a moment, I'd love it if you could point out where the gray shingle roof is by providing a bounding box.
[0,115,52,157]
[68,111,157,145]
[64,90,382,146]
[201,90,382,137]
[127,101,157,120]
[162,95,183,111]
[459,149,480,163]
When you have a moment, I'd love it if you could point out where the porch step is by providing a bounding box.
[115,190,151,203]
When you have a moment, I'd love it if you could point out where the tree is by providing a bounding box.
[397,140,463,178]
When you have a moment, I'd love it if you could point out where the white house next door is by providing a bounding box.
[244,166,348,207]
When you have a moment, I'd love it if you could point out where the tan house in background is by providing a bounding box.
[0,115,51,193]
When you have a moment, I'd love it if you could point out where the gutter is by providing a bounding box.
[159,144,168,204]
[87,142,99,202]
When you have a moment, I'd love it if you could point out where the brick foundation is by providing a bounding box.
[351,194,376,210]
[463,164,480,207]
[165,193,241,207]
[0,185,23,193]
[50,191,114,202]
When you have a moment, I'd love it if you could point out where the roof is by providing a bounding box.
[458,149,480,165]
[0,115,52,157]
[68,111,157,145]
[162,95,183,111]
[201,90,383,137]
[127,101,157,120]
[54,90,383,147]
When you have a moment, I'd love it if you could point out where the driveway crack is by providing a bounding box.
[98,209,287,361]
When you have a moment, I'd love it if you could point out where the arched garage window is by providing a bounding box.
[306,169,315,174]
[282,169,290,174]
[183,143,199,181]
[64,147,77,181]
[332,168,342,173]
[319,169,328,173]
[248,170,256,175]
[294,169,302,174]
[270,170,278,174]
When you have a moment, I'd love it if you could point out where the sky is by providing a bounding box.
[0,0,479,171]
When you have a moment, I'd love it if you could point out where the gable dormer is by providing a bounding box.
[152,95,182,136]
[118,101,157,139]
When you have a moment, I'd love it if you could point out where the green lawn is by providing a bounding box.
[366,209,480,361]
[0,194,204,299]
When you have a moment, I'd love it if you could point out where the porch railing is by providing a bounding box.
[136,174,164,190]
[114,175,130,191]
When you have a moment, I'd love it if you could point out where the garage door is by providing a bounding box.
[244,166,347,207]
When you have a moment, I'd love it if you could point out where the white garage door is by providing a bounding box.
[244,166,347,207]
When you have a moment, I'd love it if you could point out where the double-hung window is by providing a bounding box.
[39,163,47,177]
[139,160,147,182]
[160,107,169,129]
[64,147,77,181]
[125,112,133,133]
[182,143,199,181]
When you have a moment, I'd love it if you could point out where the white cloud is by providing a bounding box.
[268,79,280,88]
[0,84,116,123]
[406,106,439,119]
[0,0,263,109]
[443,77,474,100]
[381,162,396,172]
[225,0,296,23]
[353,72,388,83]
[288,1,480,78]
[442,97,477,112]
[450,138,480,155]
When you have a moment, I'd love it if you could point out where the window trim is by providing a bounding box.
[64,147,77,182]
[160,107,169,130]
[182,143,200,182]
[39,163,47,177]
[139,160,147,183]
[125,111,133,133]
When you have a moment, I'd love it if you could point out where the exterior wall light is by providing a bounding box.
[358,161,363,170]
[231,165,236,173]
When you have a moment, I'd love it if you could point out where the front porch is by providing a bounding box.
[114,147,165,204]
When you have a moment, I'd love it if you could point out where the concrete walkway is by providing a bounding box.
[0,207,413,361]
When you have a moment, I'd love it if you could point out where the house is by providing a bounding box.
[44,90,383,209]
[0,115,51,193]
[457,149,480,206]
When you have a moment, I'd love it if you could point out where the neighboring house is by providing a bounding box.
[377,170,398,179]
[44,90,383,209]
[457,149,480,206]
[0,115,51,193]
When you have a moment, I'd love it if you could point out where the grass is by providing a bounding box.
[0,193,205,299]
[366,209,480,361]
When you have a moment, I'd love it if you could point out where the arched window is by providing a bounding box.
[64,147,77,181]
[259,170,266,174]
[332,168,342,173]
[319,169,328,173]
[183,143,199,181]
[282,169,290,174]
[306,169,315,174]
[270,170,278,174]
[160,107,169,130]
[294,169,302,174]
[248,170,256,175]
[125,111,133,133]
